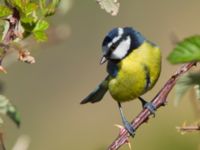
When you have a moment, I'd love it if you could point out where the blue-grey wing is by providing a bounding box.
[80,76,109,104]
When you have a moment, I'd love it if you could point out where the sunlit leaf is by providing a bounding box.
[0,95,20,127]
[40,0,61,17]
[39,0,46,9]
[33,20,49,32]
[23,2,38,15]
[0,5,12,18]
[21,16,35,23]
[9,0,23,11]
[32,20,48,41]
[6,0,37,17]
[33,31,47,41]
[174,72,200,106]
[22,20,49,40]
[168,35,200,64]
[96,0,120,16]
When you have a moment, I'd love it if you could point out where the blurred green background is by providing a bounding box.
[1,0,200,149]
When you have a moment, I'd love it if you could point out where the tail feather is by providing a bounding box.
[80,76,109,104]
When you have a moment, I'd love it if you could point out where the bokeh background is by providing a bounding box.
[1,0,200,149]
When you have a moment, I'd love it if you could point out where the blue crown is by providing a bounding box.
[102,27,145,50]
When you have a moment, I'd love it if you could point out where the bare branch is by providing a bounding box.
[12,135,30,150]
[176,122,200,134]
[0,7,20,67]
[108,62,196,150]
[3,8,20,44]
[0,133,6,150]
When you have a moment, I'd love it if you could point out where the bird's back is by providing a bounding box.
[108,41,161,102]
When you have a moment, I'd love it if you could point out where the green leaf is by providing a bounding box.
[0,5,12,18]
[7,105,21,127]
[41,0,61,17]
[7,0,37,16]
[0,25,4,42]
[96,0,120,16]
[33,31,47,41]
[23,2,38,15]
[33,20,49,32]
[22,20,49,40]
[10,0,23,10]
[39,0,46,8]
[174,72,200,106]
[0,95,20,127]
[21,16,35,23]
[168,35,200,64]
[21,21,37,32]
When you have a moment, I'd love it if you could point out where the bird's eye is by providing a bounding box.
[110,44,117,51]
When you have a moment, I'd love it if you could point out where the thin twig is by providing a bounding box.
[2,7,20,44]
[0,4,21,150]
[0,6,20,72]
[0,133,6,150]
[177,124,200,133]
[12,135,30,150]
[108,62,196,150]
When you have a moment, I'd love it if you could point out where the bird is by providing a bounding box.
[80,27,161,136]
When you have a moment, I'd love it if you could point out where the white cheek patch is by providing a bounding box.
[108,42,112,48]
[112,36,121,43]
[111,36,131,59]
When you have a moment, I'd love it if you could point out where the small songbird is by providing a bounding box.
[81,27,161,136]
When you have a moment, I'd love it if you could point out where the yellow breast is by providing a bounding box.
[108,42,161,102]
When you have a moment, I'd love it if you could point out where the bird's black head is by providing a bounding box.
[100,27,145,64]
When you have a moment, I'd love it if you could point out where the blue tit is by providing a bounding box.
[81,27,161,136]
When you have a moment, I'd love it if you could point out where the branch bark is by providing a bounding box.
[108,62,196,150]
[176,122,200,133]
[0,133,6,150]
[3,8,20,44]
[0,7,20,72]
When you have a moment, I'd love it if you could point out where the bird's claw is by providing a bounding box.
[123,121,135,137]
[144,102,156,117]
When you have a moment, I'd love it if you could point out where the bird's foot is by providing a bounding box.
[139,97,156,116]
[144,102,156,117]
[123,120,135,137]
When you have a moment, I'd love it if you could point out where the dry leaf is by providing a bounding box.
[96,0,120,16]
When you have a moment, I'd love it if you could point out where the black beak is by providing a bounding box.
[100,56,107,64]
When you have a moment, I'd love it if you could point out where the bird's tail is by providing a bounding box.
[80,76,109,104]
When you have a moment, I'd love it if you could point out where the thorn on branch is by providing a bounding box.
[125,139,132,150]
